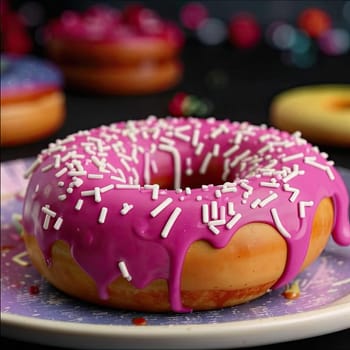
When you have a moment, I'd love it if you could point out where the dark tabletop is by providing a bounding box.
[1,39,349,349]
[1,42,350,166]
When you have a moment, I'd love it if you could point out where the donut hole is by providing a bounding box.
[151,153,225,189]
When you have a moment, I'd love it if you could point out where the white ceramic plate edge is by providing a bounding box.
[2,294,350,349]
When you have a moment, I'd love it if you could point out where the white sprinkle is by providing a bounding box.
[195,142,204,156]
[230,150,251,168]
[299,200,314,218]
[210,125,226,139]
[325,167,335,180]
[185,187,191,195]
[68,170,87,177]
[150,159,158,174]
[192,128,200,147]
[215,189,222,198]
[175,125,192,132]
[212,143,220,157]
[145,184,160,200]
[144,152,151,184]
[115,184,141,189]
[159,136,175,145]
[94,187,102,202]
[304,157,335,180]
[42,214,51,230]
[41,163,54,172]
[160,207,182,238]
[110,169,126,183]
[234,132,243,144]
[185,157,193,176]
[75,199,84,210]
[98,207,108,223]
[196,195,203,201]
[226,213,242,229]
[223,144,239,158]
[150,197,173,217]
[259,192,278,207]
[219,205,226,220]
[227,202,235,215]
[88,174,104,179]
[211,201,218,219]
[263,158,278,169]
[271,208,291,238]
[221,186,237,193]
[199,152,213,174]
[106,162,118,173]
[158,144,182,189]
[72,177,83,187]
[53,154,61,168]
[58,194,67,201]
[240,182,253,198]
[202,204,209,223]
[283,184,300,202]
[55,167,68,178]
[120,158,131,171]
[53,217,63,230]
[12,251,30,266]
[42,206,56,218]
[100,184,114,193]
[282,153,304,162]
[282,164,305,183]
[81,190,95,197]
[257,144,272,155]
[250,198,261,209]
[121,203,134,215]
[209,219,225,226]
[260,180,280,188]
[209,224,220,235]
[24,157,42,178]
[174,131,191,142]
[118,261,132,281]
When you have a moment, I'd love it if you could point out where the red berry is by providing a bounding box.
[168,92,188,116]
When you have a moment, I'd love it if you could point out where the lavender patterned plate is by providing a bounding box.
[1,159,350,349]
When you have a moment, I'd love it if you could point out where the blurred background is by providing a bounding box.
[4,0,350,56]
[1,0,349,164]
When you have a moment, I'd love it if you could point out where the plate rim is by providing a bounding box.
[2,295,350,349]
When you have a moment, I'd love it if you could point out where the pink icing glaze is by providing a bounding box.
[44,4,185,48]
[22,116,350,313]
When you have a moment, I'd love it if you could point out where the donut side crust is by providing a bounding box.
[23,197,333,312]
[1,91,65,146]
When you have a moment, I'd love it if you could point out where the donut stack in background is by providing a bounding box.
[43,4,185,95]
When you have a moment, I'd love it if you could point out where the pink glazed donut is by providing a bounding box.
[22,116,350,312]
